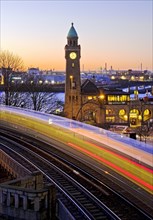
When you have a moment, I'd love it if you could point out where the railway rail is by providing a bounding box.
[1,106,152,195]
[0,127,152,220]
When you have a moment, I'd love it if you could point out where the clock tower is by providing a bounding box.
[64,23,81,119]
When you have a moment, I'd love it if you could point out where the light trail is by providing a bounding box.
[85,141,153,174]
[68,142,153,193]
[1,107,152,194]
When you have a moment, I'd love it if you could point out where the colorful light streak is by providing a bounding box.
[85,141,153,174]
[1,110,152,194]
[68,142,153,193]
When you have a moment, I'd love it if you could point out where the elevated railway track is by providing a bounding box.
[0,127,152,220]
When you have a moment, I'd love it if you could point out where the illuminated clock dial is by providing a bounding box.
[69,52,77,59]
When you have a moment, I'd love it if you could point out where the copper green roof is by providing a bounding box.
[67,23,78,38]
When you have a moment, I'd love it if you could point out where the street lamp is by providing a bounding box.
[98,93,106,127]
[70,75,73,89]
[99,94,105,101]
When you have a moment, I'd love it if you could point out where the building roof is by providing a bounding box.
[99,87,130,95]
[67,23,78,38]
[81,80,130,96]
[81,79,99,95]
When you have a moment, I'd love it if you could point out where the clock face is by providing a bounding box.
[69,52,77,59]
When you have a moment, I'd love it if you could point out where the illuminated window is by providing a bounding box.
[131,76,135,81]
[139,76,144,81]
[88,96,92,100]
[124,115,128,121]
[134,90,138,95]
[130,109,139,114]
[143,109,151,121]
[108,95,114,101]
[106,117,115,122]
[108,95,129,102]
[121,76,126,80]
[106,109,114,115]
[144,109,150,116]
[121,95,129,101]
[72,82,76,89]
[130,109,139,125]
[99,94,105,100]
[119,109,126,116]
[119,109,127,121]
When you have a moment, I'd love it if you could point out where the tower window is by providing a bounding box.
[72,63,75,67]
[72,81,76,89]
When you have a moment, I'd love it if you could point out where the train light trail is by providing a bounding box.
[68,142,153,194]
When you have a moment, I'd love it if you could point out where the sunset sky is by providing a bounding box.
[1,0,152,71]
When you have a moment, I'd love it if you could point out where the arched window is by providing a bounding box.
[143,109,151,121]
[119,109,127,121]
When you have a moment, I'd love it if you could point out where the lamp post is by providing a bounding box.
[98,93,106,127]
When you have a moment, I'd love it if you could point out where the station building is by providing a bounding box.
[64,23,153,129]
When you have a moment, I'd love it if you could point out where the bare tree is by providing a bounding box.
[0,50,25,71]
[22,75,64,113]
[29,91,64,113]
[0,91,29,107]
[0,90,64,114]
[0,52,64,113]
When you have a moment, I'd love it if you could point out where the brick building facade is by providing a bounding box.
[64,24,153,129]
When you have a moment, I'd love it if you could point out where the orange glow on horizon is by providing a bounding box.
[23,58,152,72]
